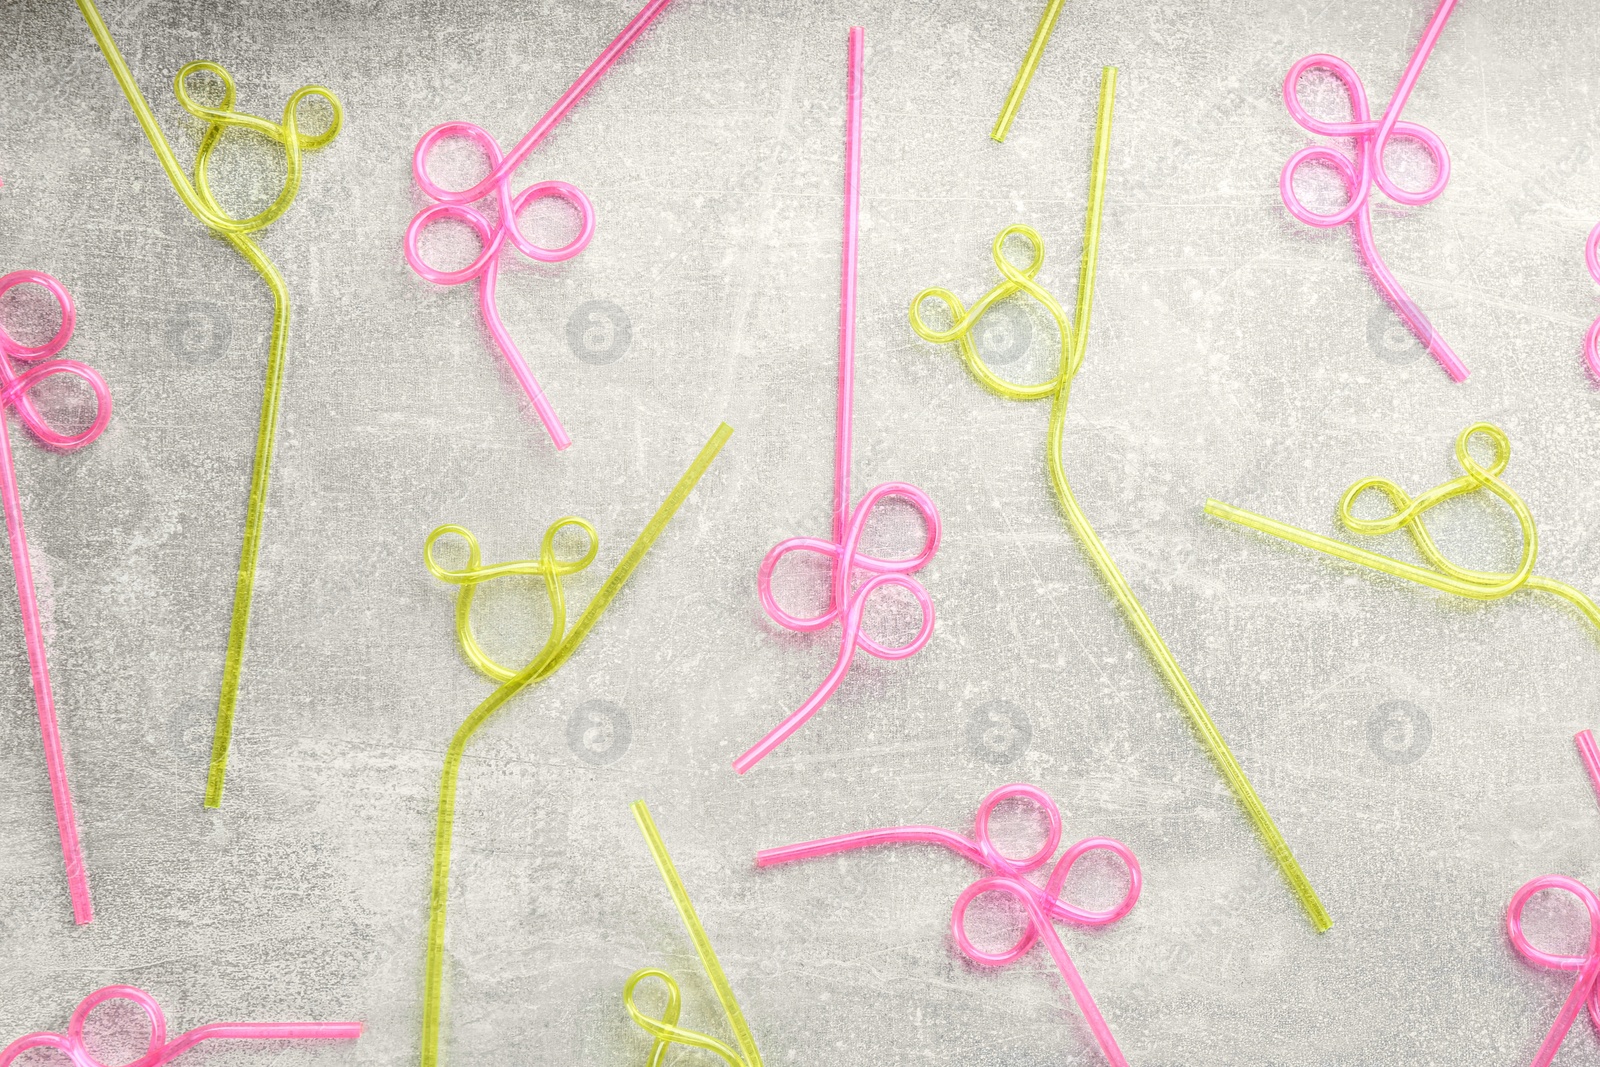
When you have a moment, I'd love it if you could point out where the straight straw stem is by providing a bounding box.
[438,0,678,206]
[834,27,864,544]
[991,0,1068,142]
[205,233,291,808]
[1576,730,1600,810]
[0,411,92,923]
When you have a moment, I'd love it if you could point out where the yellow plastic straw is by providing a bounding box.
[910,68,1331,933]
[1206,422,1600,631]
[75,0,343,808]
[418,423,731,1067]
[992,0,1068,142]
[624,802,763,1067]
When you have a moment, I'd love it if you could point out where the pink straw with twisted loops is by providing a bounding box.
[0,269,112,925]
[758,784,1139,1067]
[1502,732,1600,1067]
[738,28,941,775]
[404,0,677,450]
[0,985,360,1067]
[1280,0,1467,381]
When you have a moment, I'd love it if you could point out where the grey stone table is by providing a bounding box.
[3,2,1600,1065]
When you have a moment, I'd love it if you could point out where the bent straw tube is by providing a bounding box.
[908,67,1330,933]
[1279,0,1466,382]
[757,784,1139,1067]
[76,0,342,809]
[625,802,763,1067]
[0,985,360,1067]
[1205,423,1600,632]
[1506,875,1600,1067]
[991,0,1068,143]
[405,0,678,451]
[1505,738,1600,1067]
[739,27,941,775]
[418,424,731,1067]
[0,270,112,925]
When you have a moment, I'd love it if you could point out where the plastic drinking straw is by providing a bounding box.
[75,0,342,809]
[1507,875,1600,1067]
[404,0,678,452]
[1206,423,1600,632]
[1577,731,1600,808]
[991,0,1068,143]
[0,271,112,925]
[417,423,730,1067]
[1584,221,1600,380]
[739,28,941,775]
[624,802,763,1067]
[909,67,1330,933]
[0,985,361,1067]
[1502,733,1600,1066]
[1280,0,1466,382]
[758,784,1139,1067]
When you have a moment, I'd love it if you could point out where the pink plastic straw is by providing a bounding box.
[1583,223,1600,381]
[1576,729,1600,811]
[757,783,1140,1066]
[738,27,941,775]
[1507,875,1600,1067]
[0,985,362,1067]
[0,270,112,925]
[1499,733,1600,1067]
[1280,0,1468,382]
[403,0,677,451]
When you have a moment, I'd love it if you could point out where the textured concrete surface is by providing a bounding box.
[4,1,1600,1064]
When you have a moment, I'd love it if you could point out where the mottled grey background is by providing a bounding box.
[3,1,1600,1065]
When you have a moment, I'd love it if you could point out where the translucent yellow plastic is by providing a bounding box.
[624,802,763,1067]
[992,0,1068,142]
[417,423,731,1067]
[75,0,343,809]
[909,68,1331,934]
[1206,422,1600,632]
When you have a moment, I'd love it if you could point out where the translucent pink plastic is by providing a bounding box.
[403,0,675,451]
[1578,729,1600,805]
[0,985,361,1067]
[738,27,941,775]
[757,783,1139,1066]
[1280,0,1467,382]
[1583,222,1600,381]
[0,270,112,925]
[1507,876,1600,1067]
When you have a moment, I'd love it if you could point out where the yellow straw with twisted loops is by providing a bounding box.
[418,424,731,1067]
[76,0,342,807]
[1206,422,1600,630]
[911,67,1331,932]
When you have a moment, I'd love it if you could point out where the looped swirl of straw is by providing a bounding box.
[1208,422,1600,630]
